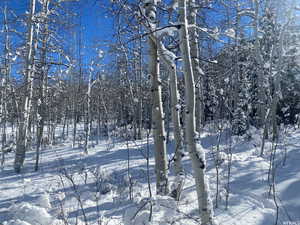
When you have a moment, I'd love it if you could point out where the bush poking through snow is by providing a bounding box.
[123,196,200,225]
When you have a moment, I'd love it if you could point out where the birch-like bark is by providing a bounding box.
[72,30,81,149]
[152,40,184,199]
[178,0,214,223]
[142,0,169,195]
[149,38,169,195]
[253,0,266,127]
[143,11,184,184]
[1,5,10,168]
[233,1,240,110]
[137,27,143,139]
[96,95,102,145]
[83,65,93,154]
[35,0,50,171]
[72,98,78,148]
[14,0,37,173]
[188,0,204,133]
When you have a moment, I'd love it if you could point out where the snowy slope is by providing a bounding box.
[0,126,299,225]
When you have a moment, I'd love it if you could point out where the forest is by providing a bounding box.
[0,0,300,224]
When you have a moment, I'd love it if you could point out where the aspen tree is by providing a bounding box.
[253,0,267,127]
[35,0,51,171]
[144,0,169,195]
[178,0,214,223]
[1,5,10,168]
[83,62,94,154]
[14,0,37,173]
[155,40,184,200]
[188,0,204,133]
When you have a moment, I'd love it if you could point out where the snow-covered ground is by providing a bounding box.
[0,125,299,225]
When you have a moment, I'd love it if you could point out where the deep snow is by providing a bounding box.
[0,124,299,225]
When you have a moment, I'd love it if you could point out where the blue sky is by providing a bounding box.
[0,0,114,67]
[75,0,114,64]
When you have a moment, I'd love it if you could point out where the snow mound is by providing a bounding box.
[36,192,51,208]
[3,219,32,225]
[7,202,55,225]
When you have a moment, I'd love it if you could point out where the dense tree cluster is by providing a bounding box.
[1,0,300,223]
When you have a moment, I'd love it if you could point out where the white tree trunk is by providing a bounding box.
[137,30,143,139]
[35,0,50,171]
[178,0,214,223]
[84,65,93,154]
[143,0,169,195]
[253,0,266,127]
[153,39,184,199]
[149,38,169,195]
[188,0,204,133]
[1,5,10,168]
[14,0,37,173]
